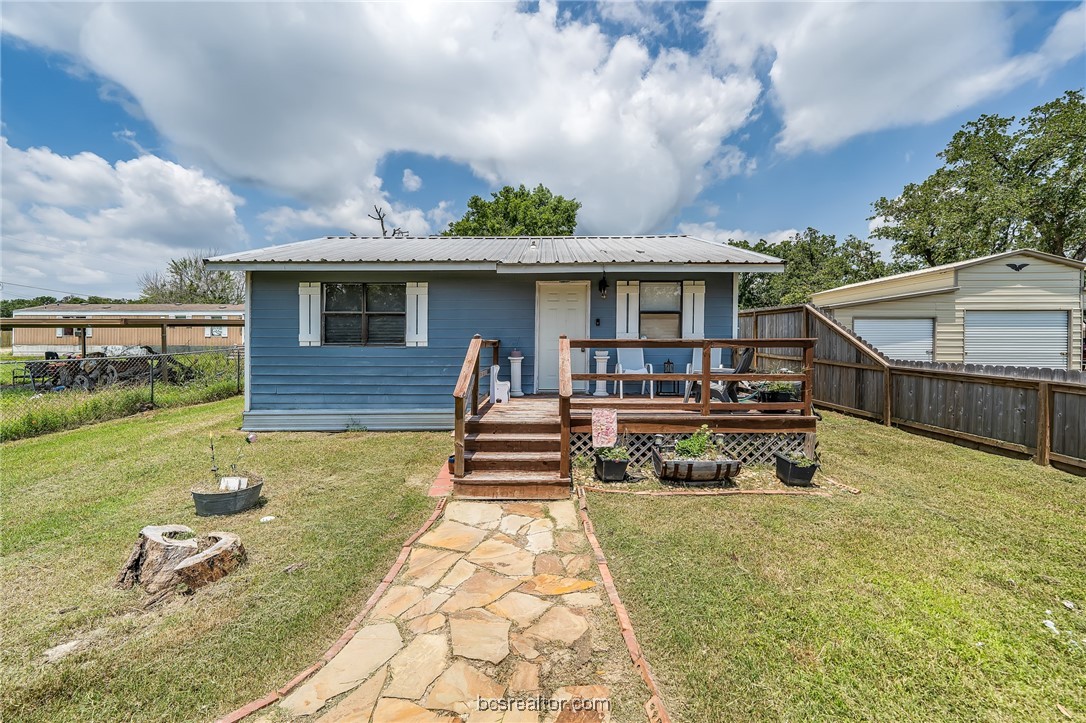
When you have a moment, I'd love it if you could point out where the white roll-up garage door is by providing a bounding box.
[964,310,1069,368]
[853,318,934,361]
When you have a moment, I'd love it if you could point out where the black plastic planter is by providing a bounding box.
[192,481,263,516]
[595,455,630,482]
[773,453,819,486]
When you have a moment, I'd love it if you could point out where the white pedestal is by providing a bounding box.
[509,355,524,397]
[593,351,610,397]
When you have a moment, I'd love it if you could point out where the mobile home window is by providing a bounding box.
[639,282,682,339]
[322,283,406,345]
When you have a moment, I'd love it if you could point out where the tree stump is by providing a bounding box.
[114,525,198,593]
[116,527,246,594]
[174,532,246,590]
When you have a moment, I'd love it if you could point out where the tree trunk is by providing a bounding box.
[173,532,246,590]
[115,525,198,593]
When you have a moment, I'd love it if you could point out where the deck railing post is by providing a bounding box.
[803,341,814,417]
[558,336,573,479]
[1036,381,1051,466]
[701,341,712,416]
[454,396,466,477]
[472,352,481,416]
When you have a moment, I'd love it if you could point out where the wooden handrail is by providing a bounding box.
[452,335,501,478]
[558,336,572,479]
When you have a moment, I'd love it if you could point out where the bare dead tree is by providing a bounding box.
[366,205,407,237]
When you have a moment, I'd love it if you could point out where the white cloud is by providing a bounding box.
[701,1,1086,153]
[2,2,761,234]
[1,138,246,298]
[678,222,797,246]
[401,168,422,192]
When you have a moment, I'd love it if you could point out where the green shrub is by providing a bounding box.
[674,424,713,458]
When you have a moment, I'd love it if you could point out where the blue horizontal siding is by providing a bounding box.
[249,270,734,412]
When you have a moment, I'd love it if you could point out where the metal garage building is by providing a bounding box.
[811,249,1085,370]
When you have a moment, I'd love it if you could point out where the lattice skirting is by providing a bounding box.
[570,431,811,467]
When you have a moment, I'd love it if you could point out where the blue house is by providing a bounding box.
[207,234,783,431]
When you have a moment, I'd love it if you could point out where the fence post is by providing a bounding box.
[1035,381,1050,466]
[883,369,893,426]
[149,357,155,407]
[236,350,241,393]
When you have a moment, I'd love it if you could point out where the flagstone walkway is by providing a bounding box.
[274,499,644,722]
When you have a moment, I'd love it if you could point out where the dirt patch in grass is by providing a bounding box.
[0,398,452,722]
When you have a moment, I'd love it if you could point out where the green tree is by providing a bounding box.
[1,296,58,318]
[443,184,580,236]
[731,229,894,309]
[872,89,1086,265]
[141,250,243,304]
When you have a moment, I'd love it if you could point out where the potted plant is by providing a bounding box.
[191,434,264,516]
[758,380,800,405]
[651,425,741,485]
[773,451,820,487]
[594,446,630,482]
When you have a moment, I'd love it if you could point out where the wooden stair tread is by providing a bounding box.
[465,433,561,442]
[466,451,561,460]
[455,470,569,483]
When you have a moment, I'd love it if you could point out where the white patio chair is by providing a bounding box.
[614,348,654,399]
[489,364,510,404]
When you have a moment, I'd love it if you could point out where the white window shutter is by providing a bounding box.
[85,326,93,338]
[56,327,64,338]
[616,281,640,338]
[406,282,428,347]
[205,316,213,338]
[298,282,321,346]
[682,281,705,339]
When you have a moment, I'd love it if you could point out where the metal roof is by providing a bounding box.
[205,235,782,268]
[812,248,1086,299]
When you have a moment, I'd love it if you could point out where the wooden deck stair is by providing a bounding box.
[453,401,571,500]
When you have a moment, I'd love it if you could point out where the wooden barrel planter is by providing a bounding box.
[651,447,741,485]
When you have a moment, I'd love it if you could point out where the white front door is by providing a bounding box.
[536,282,589,392]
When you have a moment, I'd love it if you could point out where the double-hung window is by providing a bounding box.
[322,283,407,345]
[638,281,682,339]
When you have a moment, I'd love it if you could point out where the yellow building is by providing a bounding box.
[811,249,1085,370]
[11,303,244,356]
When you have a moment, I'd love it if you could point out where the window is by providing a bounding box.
[322,283,407,345]
[639,281,682,339]
[205,316,227,338]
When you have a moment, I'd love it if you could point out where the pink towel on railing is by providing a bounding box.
[592,408,618,448]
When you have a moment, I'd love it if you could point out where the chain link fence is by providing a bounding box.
[1,347,243,441]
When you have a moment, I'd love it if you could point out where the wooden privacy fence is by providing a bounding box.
[739,304,1086,475]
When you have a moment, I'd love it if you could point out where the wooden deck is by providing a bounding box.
[452,335,820,500]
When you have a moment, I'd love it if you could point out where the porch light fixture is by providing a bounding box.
[598,273,609,299]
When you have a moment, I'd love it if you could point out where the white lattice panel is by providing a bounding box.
[571,431,810,466]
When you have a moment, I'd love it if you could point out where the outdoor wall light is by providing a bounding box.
[598,273,609,299]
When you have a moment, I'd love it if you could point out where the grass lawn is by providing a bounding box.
[1,398,450,722]
[587,411,1085,722]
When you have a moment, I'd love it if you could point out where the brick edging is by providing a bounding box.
[215,496,449,723]
[575,487,674,723]
[580,485,831,498]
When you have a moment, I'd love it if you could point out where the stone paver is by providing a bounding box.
[402,547,462,588]
[524,606,590,645]
[519,573,597,596]
[466,537,536,576]
[279,622,402,715]
[290,497,629,722]
[450,608,511,663]
[445,500,503,528]
[384,633,448,699]
[417,520,489,552]
[486,591,553,626]
[440,569,521,612]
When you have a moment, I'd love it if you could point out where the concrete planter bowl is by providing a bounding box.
[191,479,263,516]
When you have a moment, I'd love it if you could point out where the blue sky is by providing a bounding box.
[1,1,1083,299]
